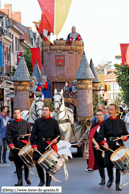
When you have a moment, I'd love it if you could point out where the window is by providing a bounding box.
[109,94,113,100]
[15,37,17,51]
[114,83,118,89]
[18,39,20,50]
[12,34,14,52]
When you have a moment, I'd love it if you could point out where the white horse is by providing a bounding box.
[52,89,74,161]
[21,94,44,124]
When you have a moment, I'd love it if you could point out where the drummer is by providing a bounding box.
[6,108,31,186]
[98,104,128,191]
[31,105,60,186]
[88,110,105,185]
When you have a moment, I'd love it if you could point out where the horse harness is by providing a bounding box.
[22,99,44,122]
[53,92,77,142]
[53,93,71,125]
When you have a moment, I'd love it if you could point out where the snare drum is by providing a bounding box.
[18,144,35,168]
[110,146,129,173]
[38,148,64,175]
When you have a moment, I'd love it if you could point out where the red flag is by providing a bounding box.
[38,0,54,33]
[30,48,41,70]
[120,44,129,66]
[17,51,22,64]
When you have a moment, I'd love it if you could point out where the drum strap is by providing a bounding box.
[58,119,70,124]
[120,173,129,186]
[50,162,68,183]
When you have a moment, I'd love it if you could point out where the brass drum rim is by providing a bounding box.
[110,146,128,163]
[38,149,53,164]
[18,143,32,156]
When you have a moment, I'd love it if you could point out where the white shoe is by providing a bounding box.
[85,167,94,172]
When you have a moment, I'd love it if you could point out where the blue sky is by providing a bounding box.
[1,0,129,66]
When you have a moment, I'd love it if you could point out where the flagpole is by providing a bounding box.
[42,31,44,66]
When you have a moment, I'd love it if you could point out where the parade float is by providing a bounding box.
[12,0,101,157]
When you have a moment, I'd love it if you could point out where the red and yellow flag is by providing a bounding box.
[37,0,72,36]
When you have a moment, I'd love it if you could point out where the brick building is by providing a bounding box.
[0,4,38,114]
[0,4,21,23]
[41,39,84,95]
[0,4,38,75]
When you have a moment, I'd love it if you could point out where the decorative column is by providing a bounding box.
[90,59,100,97]
[12,53,31,112]
[75,52,94,122]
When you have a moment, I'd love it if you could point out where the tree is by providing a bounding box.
[95,60,112,72]
[114,63,129,106]
[93,93,99,115]
[24,43,32,75]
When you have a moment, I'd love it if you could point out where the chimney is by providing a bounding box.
[12,11,21,23]
[4,4,12,18]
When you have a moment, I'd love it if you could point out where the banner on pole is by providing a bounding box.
[120,44,129,66]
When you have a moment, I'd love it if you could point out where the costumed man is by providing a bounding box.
[92,104,109,124]
[6,108,31,186]
[98,104,128,191]
[64,80,77,99]
[31,105,60,186]
[89,110,105,185]
[41,75,51,98]
[67,26,82,45]
[32,76,41,87]
[29,80,42,98]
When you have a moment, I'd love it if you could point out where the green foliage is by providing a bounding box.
[93,93,99,115]
[44,101,53,111]
[24,43,32,75]
[114,63,129,105]
[99,95,104,104]
[6,66,16,77]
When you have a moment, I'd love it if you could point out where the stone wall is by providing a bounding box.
[14,81,29,111]
[41,39,84,95]
[77,79,93,119]
[93,82,99,96]
[77,89,93,118]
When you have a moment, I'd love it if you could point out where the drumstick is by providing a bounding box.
[108,148,114,153]
[36,150,43,156]
[113,134,129,141]
[19,134,31,137]
[14,147,20,150]
[93,146,103,152]
[45,135,60,150]
[93,146,105,158]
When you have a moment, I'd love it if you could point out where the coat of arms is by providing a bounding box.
[55,55,65,66]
